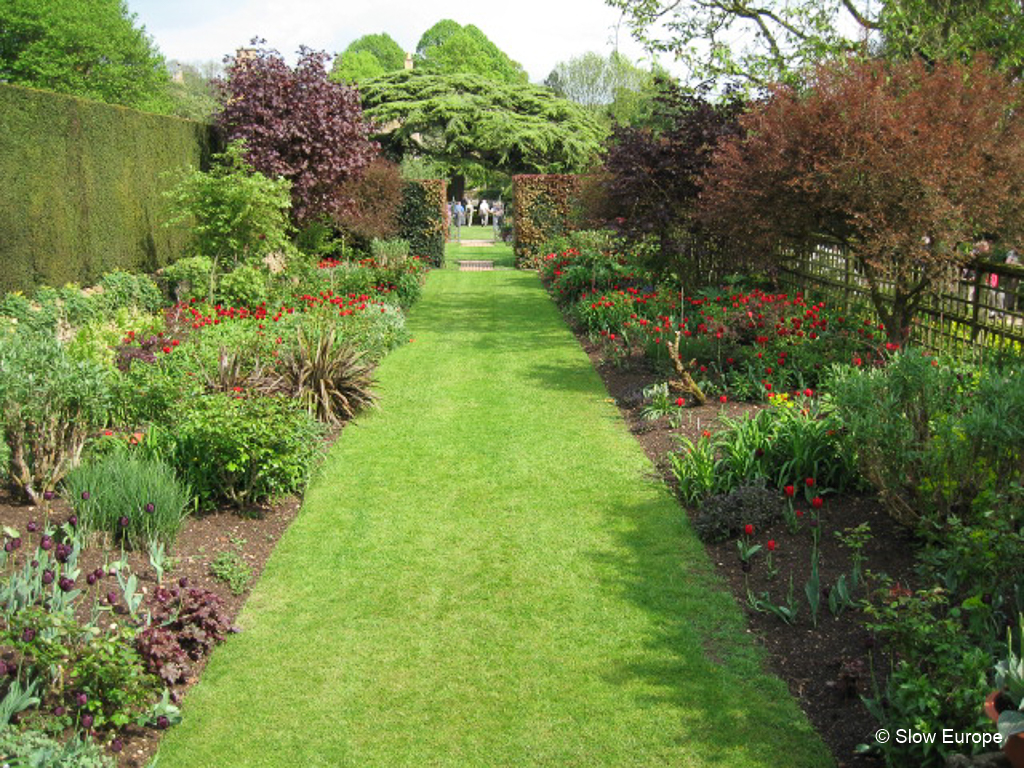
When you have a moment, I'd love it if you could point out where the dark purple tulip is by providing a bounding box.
[156,715,170,730]
[26,521,38,533]
[68,515,78,526]
[40,535,53,551]
[110,738,123,754]
[55,544,71,563]
[43,490,54,501]
[41,569,54,585]
[58,576,74,592]
[118,516,129,528]
[76,692,88,707]
[145,502,155,513]
[54,706,66,717]
[93,568,104,580]
[80,491,90,501]
[107,591,118,605]
[30,559,38,568]
[21,628,35,643]
[3,541,12,553]
[86,573,97,586]
[81,713,94,729]
[178,577,189,588]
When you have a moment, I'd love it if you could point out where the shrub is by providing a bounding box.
[262,327,377,425]
[162,256,213,302]
[217,264,269,309]
[334,157,404,246]
[828,350,1024,525]
[136,586,235,685]
[169,393,325,508]
[0,332,113,503]
[162,141,298,284]
[67,306,165,370]
[63,454,192,548]
[0,730,114,768]
[702,55,1024,346]
[96,270,164,313]
[218,43,377,224]
[691,484,782,544]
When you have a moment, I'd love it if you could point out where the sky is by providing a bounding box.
[124,0,675,83]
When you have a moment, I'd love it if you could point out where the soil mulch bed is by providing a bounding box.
[0,488,302,767]
[576,337,919,767]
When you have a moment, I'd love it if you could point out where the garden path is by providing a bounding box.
[156,251,832,766]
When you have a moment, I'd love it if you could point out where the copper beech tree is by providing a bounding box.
[701,55,1024,346]
[218,41,377,225]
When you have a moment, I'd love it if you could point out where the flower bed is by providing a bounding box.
[0,250,429,765]
[540,231,1024,768]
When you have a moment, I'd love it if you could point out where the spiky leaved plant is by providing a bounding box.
[267,327,376,425]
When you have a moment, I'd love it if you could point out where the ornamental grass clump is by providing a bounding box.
[63,454,192,548]
[264,326,377,426]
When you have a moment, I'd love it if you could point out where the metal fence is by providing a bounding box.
[777,244,1024,355]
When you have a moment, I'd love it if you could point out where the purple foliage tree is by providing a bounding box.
[217,41,377,224]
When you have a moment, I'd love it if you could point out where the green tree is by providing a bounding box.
[0,0,170,109]
[165,60,221,121]
[359,70,605,174]
[415,20,527,83]
[545,51,664,127]
[879,0,1024,75]
[331,32,406,84]
[608,0,1024,87]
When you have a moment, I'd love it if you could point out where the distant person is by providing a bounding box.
[479,199,490,227]
[465,198,475,227]
[453,199,466,242]
[491,200,504,239]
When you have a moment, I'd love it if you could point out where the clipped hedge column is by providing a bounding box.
[399,179,447,267]
[512,174,582,268]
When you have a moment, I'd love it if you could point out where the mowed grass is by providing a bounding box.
[156,263,833,767]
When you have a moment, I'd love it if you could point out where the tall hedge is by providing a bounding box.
[0,83,215,295]
[511,174,582,267]
[399,178,447,267]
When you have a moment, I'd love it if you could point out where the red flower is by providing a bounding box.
[784,485,795,497]
[766,540,776,552]
[744,523,754,536]
[675,397,684,407]
[719,395,728,403]
[805,478,815,487]
[161,346,171,354]
[811,496,824,509]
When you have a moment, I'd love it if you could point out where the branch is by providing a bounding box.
[838,0,880,30]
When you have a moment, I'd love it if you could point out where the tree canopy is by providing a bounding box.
[545,51,666,127]
[331,32,406,84]
[359,70,605,175]
[0,0,170,109]
[217,42,378,224]
[606,0,1024,86]
[701,55,1024,344]
[414,20,527,83]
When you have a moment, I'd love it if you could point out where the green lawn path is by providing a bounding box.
[157,242,833,767]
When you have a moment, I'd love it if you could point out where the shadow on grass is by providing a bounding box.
[589,495,832,766]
